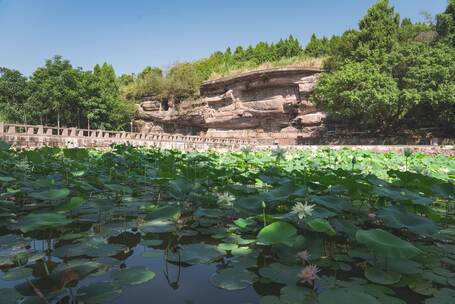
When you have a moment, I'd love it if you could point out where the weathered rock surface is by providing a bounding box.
[135,67,326,144]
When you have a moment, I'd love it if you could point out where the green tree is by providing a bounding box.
[358,0,400,51]
[305,34,330,57]
[27,55,84,128]
[165,63,202,101]
[436,0,455,46]
[312,61,400,130]
[0,68,30,123]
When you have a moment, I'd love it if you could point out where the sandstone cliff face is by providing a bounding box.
[135,67,326,144]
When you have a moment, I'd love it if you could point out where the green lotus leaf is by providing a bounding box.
[29,188,70,201]
[373,186,432,206]
[356,229,422,259]
[1,267,33,281]
[217,243,239,251]
[234,217,257,229]
[146,205,181,221]
[77,281,122,303]
[105,183,133,194]
[0,141,11,151]
[280,285,315,304]
[111,266,156,285]
[425,288,455,304]
[18,212,72,233]
[53,237,127,258]
[194,207,223,218]
[0,176,15,182]
[55,197,85,212]
[431,183,455,200]
[319,288,381,304]
[258,263,300,285]
[141,220,176,233]
[364,267,402,285]
[167,243,225,265]
[260,295,282,304]
[310,195,351,211]
[257,221,297,246]
[378,205,439,235]
[307,218,336,236]
[0,288,23,304]
[209,268,258,290]
[387,259,423,274]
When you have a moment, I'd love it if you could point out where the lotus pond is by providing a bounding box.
[0,142,454,304]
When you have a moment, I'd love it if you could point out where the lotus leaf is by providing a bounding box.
[307,218,336,236]
[364,267,402,285]
[111,266,156,285]
[167,243,225,265]
[356,229,422,259]
[258,263,300,285]
[257,221,297,246]
[209,268,258,290]
[378,205,439,235]
[318,288,381,304]
[18,212,72,233]
[77,281,122,303]
[29,188,70,201]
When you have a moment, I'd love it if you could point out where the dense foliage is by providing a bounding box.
[0,142,454,303]
[312,0,455,132]
[120,35,309,102]
[0,56,135,130]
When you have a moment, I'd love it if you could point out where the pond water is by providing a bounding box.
[0,226,270,304]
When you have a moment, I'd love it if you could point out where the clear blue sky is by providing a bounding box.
[0,0,448,76]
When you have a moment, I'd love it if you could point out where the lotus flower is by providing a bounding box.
[292,202,315,220]
[297,250,311,264]
[217,192,235,207]
[298,264,320,285]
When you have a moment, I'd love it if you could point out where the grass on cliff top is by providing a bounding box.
[207,56,325,81]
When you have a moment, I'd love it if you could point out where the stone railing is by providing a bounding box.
[1,122,453,155]
[0,122,269,150]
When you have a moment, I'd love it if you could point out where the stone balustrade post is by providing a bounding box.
[7,126,16,134]
[0,122,4,135]
[37,125,44,135]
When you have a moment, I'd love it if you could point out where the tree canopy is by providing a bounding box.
[0,56,135,130]
[312,0,455,132]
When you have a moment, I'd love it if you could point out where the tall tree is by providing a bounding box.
[358,0,400,51]
[436,0,455,46]
[0,68,30,123]
[28,55,83,128]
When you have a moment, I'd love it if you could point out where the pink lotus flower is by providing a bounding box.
[298,264,320,285]
[297,250,311,264]
[368,213,376,219]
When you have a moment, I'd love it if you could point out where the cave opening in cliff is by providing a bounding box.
[161,99,169,111]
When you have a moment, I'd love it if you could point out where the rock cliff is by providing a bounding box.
[135,67,326,144]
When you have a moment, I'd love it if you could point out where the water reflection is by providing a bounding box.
[1,229,262,304]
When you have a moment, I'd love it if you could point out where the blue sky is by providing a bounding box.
[0,0,448,76]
